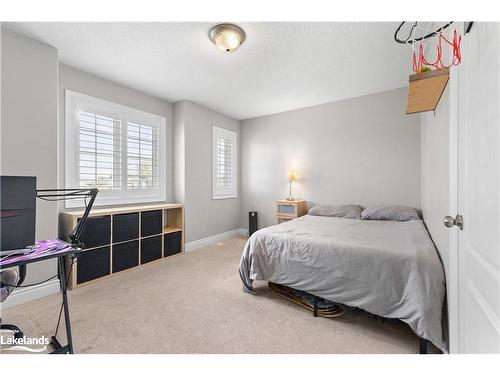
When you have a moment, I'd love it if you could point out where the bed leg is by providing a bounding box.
[419,338,428,354]
[313,296,318,317]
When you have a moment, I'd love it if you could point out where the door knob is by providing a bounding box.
[443,214,464,230]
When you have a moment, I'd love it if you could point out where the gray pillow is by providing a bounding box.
[308,204,362,219]
[361,206,420,221]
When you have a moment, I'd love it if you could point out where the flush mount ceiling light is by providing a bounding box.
[209,23,246,53]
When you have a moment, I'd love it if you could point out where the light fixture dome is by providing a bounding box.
[209,23,246,53]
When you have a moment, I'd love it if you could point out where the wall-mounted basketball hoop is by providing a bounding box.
[394,21,455,45]
[395,22,473,114]
[394,21,467,74]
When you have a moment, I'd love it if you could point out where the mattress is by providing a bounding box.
[239,214,446,352]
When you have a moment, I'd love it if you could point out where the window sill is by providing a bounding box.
[212,195,238,200]
[65,193,167,209]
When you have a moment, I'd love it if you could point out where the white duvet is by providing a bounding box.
[239,215,446,352]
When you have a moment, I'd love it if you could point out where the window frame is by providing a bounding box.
[65,90,166,208]
[212,126,238,200]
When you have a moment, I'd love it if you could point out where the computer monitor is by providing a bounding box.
[0,176,36,252]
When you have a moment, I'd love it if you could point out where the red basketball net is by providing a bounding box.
[412,29,462,74]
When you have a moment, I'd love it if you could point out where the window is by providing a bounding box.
[212,126,237,199]
[65,90,166,207]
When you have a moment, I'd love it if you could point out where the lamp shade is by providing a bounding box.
[287,170,296,182]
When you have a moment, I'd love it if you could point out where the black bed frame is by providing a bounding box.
[311,295,429,354]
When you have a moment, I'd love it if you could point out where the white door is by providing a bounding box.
[456,22,500,353]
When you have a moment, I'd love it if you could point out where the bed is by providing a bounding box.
[239,214,446,352]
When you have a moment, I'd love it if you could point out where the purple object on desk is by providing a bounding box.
[0,239,71,267]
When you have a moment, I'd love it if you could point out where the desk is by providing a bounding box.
[1,240,80,354]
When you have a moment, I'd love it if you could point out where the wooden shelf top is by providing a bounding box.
[276,199,305,204]
[163,226,182,234]
[61,203,183,217]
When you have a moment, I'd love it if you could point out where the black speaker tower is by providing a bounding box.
[249,211,258,237]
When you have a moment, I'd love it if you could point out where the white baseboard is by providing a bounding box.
[2,279,60,309]
[185,228,248,252]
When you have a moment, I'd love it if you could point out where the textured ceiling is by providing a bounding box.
[3,22,412,119]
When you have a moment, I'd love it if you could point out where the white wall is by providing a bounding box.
[420,83,454,349]
[58,63,175,203]
[1,28,59,285]
[174,100,241,242]
[240,88,421,229]
[421,87,451,269]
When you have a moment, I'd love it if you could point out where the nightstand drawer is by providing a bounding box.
[277,204,296,215]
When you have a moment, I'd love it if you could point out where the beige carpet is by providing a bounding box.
[2,236,429,354]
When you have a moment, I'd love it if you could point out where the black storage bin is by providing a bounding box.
[78,215,111,249]
[164,232,182,257]
[113,240,139,273]
[76,246,111,284]
[141,210,162,237]
[141,235,162,264]
[113,212,139,243]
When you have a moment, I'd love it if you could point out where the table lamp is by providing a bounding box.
[286,170,296,201]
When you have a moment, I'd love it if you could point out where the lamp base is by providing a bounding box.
[286,196,295,201]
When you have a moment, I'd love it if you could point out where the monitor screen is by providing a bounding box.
[0,176,36,252]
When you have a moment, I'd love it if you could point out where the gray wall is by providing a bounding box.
[58,64,175,203]
[1,29,59,283]
[174,100,240,242]
[240,88,421,229]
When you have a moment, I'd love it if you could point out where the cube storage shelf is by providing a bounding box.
[60,203,184,289]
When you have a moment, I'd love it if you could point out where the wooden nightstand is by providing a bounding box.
[276,200,307,224]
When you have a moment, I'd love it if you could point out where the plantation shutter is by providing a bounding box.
[78,111,122,190]
[217,138,233,188]
[127,121,159,189]
[212,126,237,199]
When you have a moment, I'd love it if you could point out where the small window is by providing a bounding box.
[65,90,166,207]
[212,126,237,199]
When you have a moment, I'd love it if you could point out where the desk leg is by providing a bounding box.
[51,256,74,354]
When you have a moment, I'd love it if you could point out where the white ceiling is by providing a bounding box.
[3,22,412,120]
